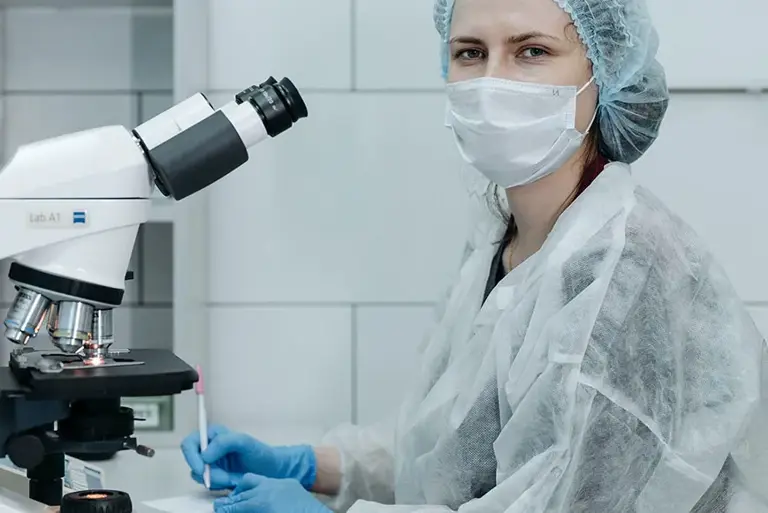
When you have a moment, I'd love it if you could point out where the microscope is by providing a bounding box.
[0,77,307,511]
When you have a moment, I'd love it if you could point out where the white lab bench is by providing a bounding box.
[0,450,196,505]
[0,425,327,511]
[89,449,200,502]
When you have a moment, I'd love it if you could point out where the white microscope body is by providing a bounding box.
[0,77,307,511]
[0,77,307,360]
[0,124,154,305]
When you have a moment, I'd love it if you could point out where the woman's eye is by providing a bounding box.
[520,47,548,59]
[454,48,485,61]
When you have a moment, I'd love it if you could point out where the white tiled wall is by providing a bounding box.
[202,0,472,431]
[353,0,442,90]
[207,306,353,433]
[200,0,768,434]
[355,306,435,425]
[206,91,469,304]
[208,2,352,90]
[2,1,766,441]
[646,0,768,89]
[0,6,174,357]
[4,7,172,91]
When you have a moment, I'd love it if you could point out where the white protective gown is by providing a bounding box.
[319,163,768,513]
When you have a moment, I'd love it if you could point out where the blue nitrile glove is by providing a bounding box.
[181,425,316,490]
[213,474,331,513]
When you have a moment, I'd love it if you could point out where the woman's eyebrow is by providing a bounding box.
[449,36,484,45]
[449,31,561,45]
[506,31,561,44]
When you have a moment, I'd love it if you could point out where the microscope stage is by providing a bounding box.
[2,349,197,400]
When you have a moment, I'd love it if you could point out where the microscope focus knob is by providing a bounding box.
[61,490,132,513]
[6,434,45,469]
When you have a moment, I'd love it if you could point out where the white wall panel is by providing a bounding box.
[139,92,173,122]
[139,223,173,304]
[207,306,352,433]
[208,0,352,90]
[354,0,442,90]
[648,1,768,89]
[4,7,171,91]
[634,94,768,302]
[113,306,173,350]
[6,8,129,90]
[206,91,469,304]
[0,9,4,93]
[130,9,173,90]
[356,305,435,425]
[3,94,137,152]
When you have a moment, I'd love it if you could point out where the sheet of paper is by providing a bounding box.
[143,494,217,513]
[62,456,105,492]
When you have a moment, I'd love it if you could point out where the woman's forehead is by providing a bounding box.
[450,0,573,38]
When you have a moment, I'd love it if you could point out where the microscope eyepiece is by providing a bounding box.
[235,77,308,137]
[134,76,308,201]
[273,77,308,121]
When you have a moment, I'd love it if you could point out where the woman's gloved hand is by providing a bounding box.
[213,474,331,513]
[181,425,317,490]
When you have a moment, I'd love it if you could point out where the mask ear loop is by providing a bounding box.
[577,77,598,135]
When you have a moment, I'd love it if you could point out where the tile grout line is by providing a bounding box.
[202,87,763,95]
[350,0,357,92]
[0,300,764,310]
[1,7,6,163]
[3,88,764,96]
[0,302,437,309]
[0,303,173,309]
[350,303,358,424]
[3,89,173,95]
[136,89,144,124]
[136,226,146,306]
[133,74,147,308]
[206,301,436,308]
[0,9,7,309]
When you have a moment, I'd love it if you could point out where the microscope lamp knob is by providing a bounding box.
[60,490,133,513]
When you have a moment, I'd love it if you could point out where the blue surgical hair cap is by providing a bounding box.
[434,0,670,163]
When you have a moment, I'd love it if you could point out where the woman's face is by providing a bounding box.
[448,0,598,132]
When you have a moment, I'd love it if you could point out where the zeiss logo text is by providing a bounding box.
[73,211,87,225]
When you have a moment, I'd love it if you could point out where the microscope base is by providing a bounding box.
[0,349,197,507]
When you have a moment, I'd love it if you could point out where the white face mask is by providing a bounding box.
[445,76,597,189]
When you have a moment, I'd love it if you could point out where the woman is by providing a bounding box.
[182,0,767,511]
